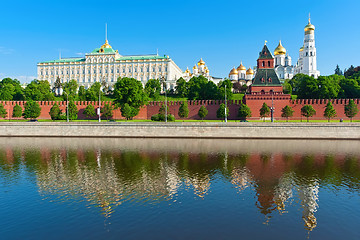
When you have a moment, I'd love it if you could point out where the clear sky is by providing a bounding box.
[0,0,359,83]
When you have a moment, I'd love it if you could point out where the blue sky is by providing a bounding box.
[0,0,359,83]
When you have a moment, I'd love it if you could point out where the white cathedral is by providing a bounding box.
[182,58,223,85]
[228,16,320,82]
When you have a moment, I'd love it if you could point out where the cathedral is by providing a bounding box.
[183,59,223,85]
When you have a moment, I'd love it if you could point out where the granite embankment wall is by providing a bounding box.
[1,99,360,120]
[0,122,359,140]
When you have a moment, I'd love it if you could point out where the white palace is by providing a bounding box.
[37,39,184,89]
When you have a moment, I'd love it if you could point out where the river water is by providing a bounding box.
[0,138,359,240]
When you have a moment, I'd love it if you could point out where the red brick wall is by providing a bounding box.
[0,99,359,121]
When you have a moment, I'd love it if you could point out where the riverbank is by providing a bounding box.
[0,122,359,140]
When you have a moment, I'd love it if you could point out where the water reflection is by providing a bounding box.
[0,138,360,234]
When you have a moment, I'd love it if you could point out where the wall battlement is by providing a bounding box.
[0,99,359,121]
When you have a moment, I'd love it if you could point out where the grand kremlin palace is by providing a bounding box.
[37,39,184,89]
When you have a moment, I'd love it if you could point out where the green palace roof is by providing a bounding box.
[90,48,117,54]
[39,58,85,64]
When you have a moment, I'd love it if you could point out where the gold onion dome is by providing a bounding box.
[246,67,254,75]
[229,67,238,75]
[198,58,205,66]
[300,45,304,52]
[304,20,315,32]
[185,68,190,73]
[193,64,198,69]
[237,62,246,71]
[101,40,112,49]
[274,40,286,55]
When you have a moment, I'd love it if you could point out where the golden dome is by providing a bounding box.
[299,45,304,52]
[274,40,286,55]
[229,67,238,75]
[304,15,315,32]
[193,64,198,69]
[198,58,205,66]
[101,40,112,49]
[205,69,209,73]
[185,67,190,73]
[237,62,246,71]
[246,67,254,75]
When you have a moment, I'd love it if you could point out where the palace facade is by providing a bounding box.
[37,39,183,90]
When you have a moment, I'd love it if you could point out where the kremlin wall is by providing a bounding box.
[0,99,359,121]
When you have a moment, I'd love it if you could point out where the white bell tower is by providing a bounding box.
[302,14,320,78]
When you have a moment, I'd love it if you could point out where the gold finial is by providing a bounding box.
[308,13,311,23]
[265,40,267,45]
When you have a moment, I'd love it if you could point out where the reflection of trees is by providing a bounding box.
[0,145,360,231]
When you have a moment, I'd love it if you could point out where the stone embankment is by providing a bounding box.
[0,122,359,140]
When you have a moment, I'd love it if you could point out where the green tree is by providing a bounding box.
[216,103,229,120]
[22,101,41,119]
[178,101,189,120]
[85,82,104,101]
[339,78,360,98]
[63,79,78,101]
[49,103,62,120]
[198,105,208,120]
[101,103,114,120]
[283,80,292,94]
[175,77,188,97]
[53,77,62,96]
[0,78,24,101]
[121,103,138,120]
[145,79,161,100]
[24,80,54,101]
[324,101,337,122]
[12,104,22,118]
[281,105,294,122]
[187,76,220,100]
[301,105,316,122]
[259,103,270,121]
[83,104,96,119]
[0,103,7,118]
[67,101,78,120]
[78,86,86,101]
[238,102,252,120]
[335,65,343,76]
[218,79,233,100]
[317,75,341,99]
[113,77,148,117]
[344,99,358,122]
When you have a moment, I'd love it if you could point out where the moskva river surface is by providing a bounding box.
[0,138,360,240]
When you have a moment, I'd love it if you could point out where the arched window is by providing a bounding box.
[268,77,272,83]
[268,61,271,67]
[262,61,264,67]
[261,77,265,83]
[261,90,265,94]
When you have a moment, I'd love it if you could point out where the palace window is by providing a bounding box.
[261,77,265,83]
[123,69,125,73]
[135,68,137,73]
[165,67,167,72]
[159,67,161,72]
[153,68,156,72]
[268,77,272,83]
[262,62,264,67]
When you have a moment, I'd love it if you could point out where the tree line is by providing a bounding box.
[284,65,360,99]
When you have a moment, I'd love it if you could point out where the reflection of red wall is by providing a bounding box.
[1,99,359,120]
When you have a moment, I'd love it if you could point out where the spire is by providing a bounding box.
[308,13,311,23]
[265,40,267,45]
[105,23,108,41]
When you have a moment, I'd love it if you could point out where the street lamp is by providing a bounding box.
[160,76,167,123]
[64,92,69,122]
[98,78,102,123]
[271,89,274,123]
[225,84,227,123]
